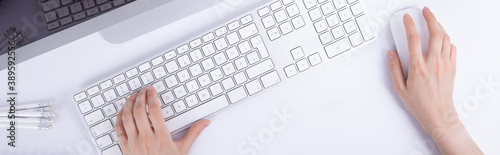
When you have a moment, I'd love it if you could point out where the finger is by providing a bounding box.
[450,44,457,72]
[403,13,424,65]
[122,93,139,138]
[147,86,171,137]
[177,120,211,153]
[439,23,451,61]
[115,106,128,144]
[423,7,444,60]
[387,50,407,94]
[134,87,153,133]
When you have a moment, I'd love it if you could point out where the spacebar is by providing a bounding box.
[166,95,229,132]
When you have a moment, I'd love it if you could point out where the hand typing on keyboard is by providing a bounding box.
[114,86,210,155]
[387,7,482,154]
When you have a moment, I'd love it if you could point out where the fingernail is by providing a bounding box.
[387,51,396,60]
[423,7,430,13]
[403,13,410,19]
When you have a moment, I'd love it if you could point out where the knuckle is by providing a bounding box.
[408,35,420,45]
[133,104,144,114]
[122,112,134,123]
[431,31,444,40]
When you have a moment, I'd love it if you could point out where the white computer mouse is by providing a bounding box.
[390,8,429,77]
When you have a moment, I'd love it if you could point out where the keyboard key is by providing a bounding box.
[44,11,57,23]
[100,80,113,90]
[247,52,260,65]
[267,27,281,41]
[290,47,304,60]
[96,134,113,149]
[343,20,357,33]
[240,15,254,25]
[338,9,352,21]
[308,8,322,21]
[235,57,248,70]
[84,110,104,125]
[210,69,224,81]
[73,12,86,21]
[113,74,126,84]
[250,36,270,58]
[114,98,126,111]
[186,80,200,93]
[350,2,364,16]
[285,4,300,17]
[226,32,240,45]
[320,2,335,15]
[303,0,317,9]
[111,131,119,142]
[222,77,236,90]
[103,104,117,117]
[197,89,211,101]
[165,95,229,132]
[165,61,179,74]
[349,32,363,47]
[164,75,179,88]
[333,0,347,9]
[239,23,258,39]
[174,86,187,98]
[139,62,152,72]
[161,106,175,118]
[153,66,167,79]
[225,47,240,60]
[314,20,328,33]
[215,26,228,37]
[70,2,83,13]
[246,59,275,79]
[185,95,199,107]
[99,2,112,11]
[291,16,305,29]
[91,95,105,107]
[347,0,358,4]
[125,68,139,78]
[61,0,74,6]
[308,53,322,66]
[202,58,215,71]
[202,32,215,42]
[238,41,252,54]
[245,80,263,95]
[283,0,295,5]
[326,14,340,27]
[332,26,345,39]
[214,38,228,51]
[319,31,334,45]
[270,1,282,11]
[152,81,167,93]
[297,59,310,72]
[86,7,99,16]
[209,83,223,96]
[113,0,125,6]
[284,64,298,78]
[57,6,70,18]
[190,49,203,62]
[258,7,270,17]
[103,89,117,102]
[173,100,187,113]
[164,50,177,61]
[177,44,190,55]
[128,77,142,90]
[161,91,175,104]
[228,86,247,104]
[177,69,190,82]
[279,22,293,35]
[96,0,108,5]
[356,15,376,41]
[82,0,96,9]
[222,63,236,75]
[234,72,248,85]
[141,72,155,85]
[228,21,241,31]
[261,71,281,88]
[202,43,216,56]
[102,145,122,155]
[325,38,351,58]
[214,52,228,66]
[78,100,92,113]
[198,74,211,87]
[89,119,112,137]
[262,16,275,29]
[151,56,164,66]
[74,92,87,102]
[177,55,191,68]
[189,64,203,77]
[42,0,61,12]
[87,86,100,96]
[190,38,203,48]
[274,10,287,23]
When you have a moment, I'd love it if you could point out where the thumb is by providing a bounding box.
[177,119,211,153]
[387,50,407,94]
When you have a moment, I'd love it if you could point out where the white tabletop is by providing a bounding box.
[1,0,499,154]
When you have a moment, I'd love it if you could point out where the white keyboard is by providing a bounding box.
[73,0,376,154]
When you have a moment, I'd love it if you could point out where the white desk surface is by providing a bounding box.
[1,0,499,154]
